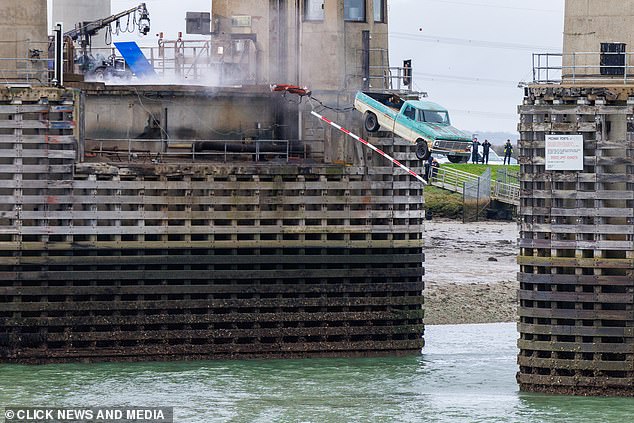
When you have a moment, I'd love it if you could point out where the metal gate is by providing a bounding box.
[463,167,491,222]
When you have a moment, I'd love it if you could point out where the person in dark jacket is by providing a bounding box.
[431,158,440,179]
[471,138,481,164]
[424,154,434,181]
[503,139,513,165]
[481,139,491,164]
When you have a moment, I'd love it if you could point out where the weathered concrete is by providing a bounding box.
[0,0,48,82]
[563,0,634,78]
[79,83,277,142]
[51,0,112,49]
[212,0,389,91]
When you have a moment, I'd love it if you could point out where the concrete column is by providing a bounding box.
[0,0,48,82]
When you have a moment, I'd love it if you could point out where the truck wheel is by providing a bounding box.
[364,112,380,132]
[416,140,430,160]
[447,155,465,164]
[92,67,106,82]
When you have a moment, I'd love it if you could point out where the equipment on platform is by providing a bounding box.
[113,42,156,79]
[64,3,151,78]
[270,84,312,97]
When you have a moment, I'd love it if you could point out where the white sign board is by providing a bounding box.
[545,135,584,171]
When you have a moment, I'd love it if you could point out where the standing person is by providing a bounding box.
[471,138,481,164]
[503,139,513,165]
[431,158,440,179]
[481,139,491,164]
[424,154,434,181]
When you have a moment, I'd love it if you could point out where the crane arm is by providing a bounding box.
[64,3,150,41]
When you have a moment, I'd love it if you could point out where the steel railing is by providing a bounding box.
[79,38,257,84]
[532,52,634,85]
[0,58,53,86]
[492,181,520,206]
[429,165,476,194]
[85,138,294,163]
[430,165,520,206]
[0,40,54,86]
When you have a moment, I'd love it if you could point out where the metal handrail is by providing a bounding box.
[430,166,478,194]
[0,58,53,86]
[85,138,292,163]
[85,39,257,84]
[493,181,520,206]
[532,52,634,85]
[430,166,520,206]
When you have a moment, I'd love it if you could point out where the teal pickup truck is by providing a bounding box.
[354,91,472,162]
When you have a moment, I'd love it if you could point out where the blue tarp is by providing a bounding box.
[114,41,156,78]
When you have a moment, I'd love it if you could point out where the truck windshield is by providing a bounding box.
[417,110,450,125]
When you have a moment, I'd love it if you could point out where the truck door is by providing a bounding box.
[395,104,416,140]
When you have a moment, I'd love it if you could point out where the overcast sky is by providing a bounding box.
[388,0,565,134]
[107,0,564,134]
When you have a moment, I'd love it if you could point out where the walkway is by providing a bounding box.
[430,166,520,206]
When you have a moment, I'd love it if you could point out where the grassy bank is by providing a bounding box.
[424,186,463,219]
[424,164,520,219]
[442,164,519,180]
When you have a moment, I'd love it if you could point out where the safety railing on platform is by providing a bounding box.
[532,51,634,85]
[82,38,257,84]
[0,40,53,86]
[429,166,477,194]
[492,181,520,206]
[0,58,52,86]
[496,168,519,186]
[85,138,295,163]
[429,165,520,206]
[365,65,414,92]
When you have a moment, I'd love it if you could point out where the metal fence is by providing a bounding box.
[76,37,257,84]
[430,165,520,207]
[532,51,634,85]
[0,40,53,86]
[0,58,52,86]
[429,165,476,193]
[85,138,294,163]
[463,167,491,223]
[496,168,519,186]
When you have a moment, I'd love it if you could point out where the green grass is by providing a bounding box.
[423,164,520,219]
[442,163,519,180]
[423,186,463,219]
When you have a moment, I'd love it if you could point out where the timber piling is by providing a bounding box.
[517,85,634,395]
[0,86,425,363]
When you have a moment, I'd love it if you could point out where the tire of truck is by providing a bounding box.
[364,112,381,132]
[91,67,106,82]
[415,139,430,160]
[447,155,465,164]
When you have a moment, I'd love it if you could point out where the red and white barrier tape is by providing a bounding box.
[310,110,427,185]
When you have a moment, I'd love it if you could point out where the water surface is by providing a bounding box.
[2,323,633,422]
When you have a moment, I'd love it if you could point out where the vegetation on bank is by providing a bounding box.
[442,164,520,180]
[424,186,463,219]
[424,164,520,219]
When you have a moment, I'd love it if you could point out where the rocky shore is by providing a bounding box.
[423,219,519,325]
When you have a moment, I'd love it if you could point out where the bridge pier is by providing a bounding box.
[517,86,634,396]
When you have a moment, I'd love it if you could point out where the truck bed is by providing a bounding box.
[354,91,405,133]
[362,91,403,111]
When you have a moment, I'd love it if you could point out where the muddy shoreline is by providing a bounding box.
[423,219,519,325]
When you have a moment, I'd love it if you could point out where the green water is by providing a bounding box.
[1,323,633,422]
